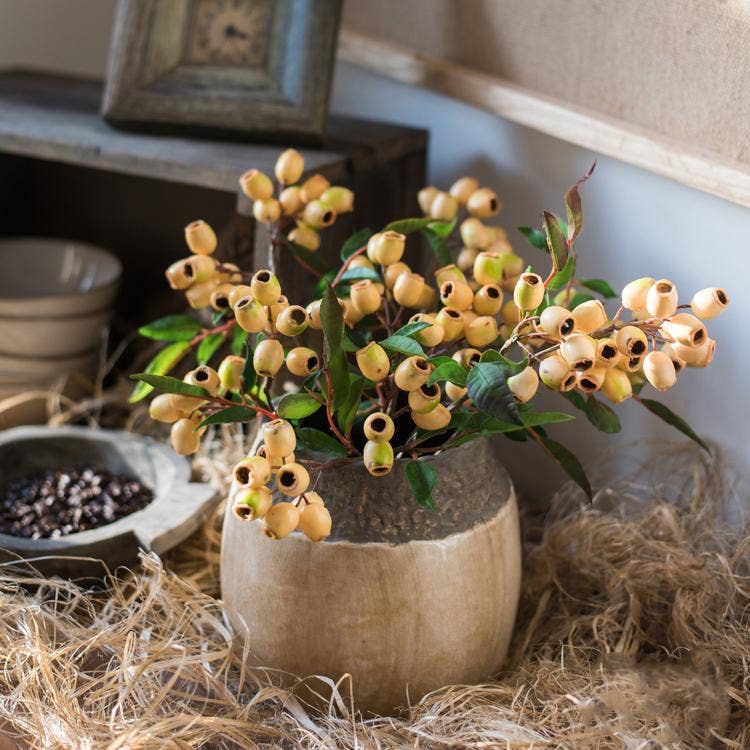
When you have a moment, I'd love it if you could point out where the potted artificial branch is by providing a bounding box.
[131,151,728,713]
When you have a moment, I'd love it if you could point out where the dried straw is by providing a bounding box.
[0,437,748,749]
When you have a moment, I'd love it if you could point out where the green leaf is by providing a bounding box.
[565,161,595,242]
[427,217,457,238]
[517,226,548,251]
[241,341,257,393]
[295,427,348,457]
[128,341,192,403]
[466,361,521,425]
[421,228,451,266]
[638,398,709,452]
[340,228,373,261]
[337,266,382,284]
[211,309,229,326]
[337,375,364,435]
[341,334,360,352]
[542,211,569,271]
[569,292,595,309]
[198,405,255,429]
[327,349,350,412]
[277,392,323,419]
[129,372,208,400]
[379,335,425,357]
[562,390,587,411]
[196,332,225,365]
[314,269,337,299]
[231,325,247,356]
[428,355,458,368]
[547,256,575,293]
[580,278,617,299]
[393,321,430,338]
[522,411,576,428]
[138,314,200,342]
[535,433,592,499]
[584,396,621,433]
[427,360,467,387]
[384,217,435,235]
[320,284,344,351]
[405,460,437,510]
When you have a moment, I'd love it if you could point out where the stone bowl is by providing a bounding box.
[0,426,218,578]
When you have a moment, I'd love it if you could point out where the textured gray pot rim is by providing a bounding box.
[0,425,216,555]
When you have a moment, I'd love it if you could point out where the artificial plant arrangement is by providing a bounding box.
[130,150,729,542]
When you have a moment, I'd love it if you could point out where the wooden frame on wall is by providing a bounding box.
[102,0,342,142]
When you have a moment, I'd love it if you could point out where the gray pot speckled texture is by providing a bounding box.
[0,426,217,578]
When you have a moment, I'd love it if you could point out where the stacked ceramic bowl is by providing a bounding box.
[0,238,121,428]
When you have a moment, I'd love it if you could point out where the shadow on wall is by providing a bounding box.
[331,62,749,502]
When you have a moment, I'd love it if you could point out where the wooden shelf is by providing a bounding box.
[0,70,427,193]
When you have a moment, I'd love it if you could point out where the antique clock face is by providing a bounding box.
[184,0,272,67]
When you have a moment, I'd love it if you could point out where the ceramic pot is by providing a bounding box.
[221,438,521,715]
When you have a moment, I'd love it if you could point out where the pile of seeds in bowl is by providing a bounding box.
[0,467,153,539]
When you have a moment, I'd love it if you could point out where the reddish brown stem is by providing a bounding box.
[332,245,367,287]
[190,318,236,347]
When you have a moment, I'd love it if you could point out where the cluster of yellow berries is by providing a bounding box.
[239,148,354,249]
[231,419,332,541]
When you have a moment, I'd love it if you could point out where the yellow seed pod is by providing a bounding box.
[435,264,466,288]
[417,185,439,214]
[299,173,330,203]
[453,348,481,368]
[394,356,431,391]
[297,490,325,507]
[411,403,451,430]
[217,355,245,391]
[621,277,655,311]
[601,367,633,403]
[408,382,441,413]
[660,313,708,348]
[500,299,521,327]
[488,237,513,255]
[596,338,621,369]
[383,261,410,289]
[301,199,336,229]
[279,186,304,215]
[276,462,310,497]
[232,486,273,521]
[643,350,677,391]
[356,342,390,382]
[341,298,364,327]
[436,307,465,341]
[553,287,578,307]
[429,191,459,221]
[170,416,203,456]
[364,412,395,442]
[274,148,304,184]
[253,338,284,377]
[350,279,382,315]
[320,186,354,214]
[263,502,301,540]
[661,343,687,374]
[467,187,501,218]
[465,316,499,348]
[253,198,281,225]
[393,272,426,308]
[457,246,480,273]
[560,334,597,371]
[473,284,503,316]
[260,450,296,476]
[185,365,221,396]
[149,393,185,423]
[275,305,309,337]
[348,255,375,271]
[473,251,503,285]
[233,455,272,489]
[410,313,445,348]
[286,347,320,377]
[462,309,478,327]
[460,217,492,250]
[239,168,273,200]
[439,279,474,311]
[182,254,217,284]
[572,299,608,334]
[228,284,253,308]
[691,287,729,320]
[449,175,480,205]
[615,325,648,356]
[417,283,437,310]
[165,259,194,290]
[209,283,234,312]
[617,354,644,373]
[576,367,606,393]
[250,269,281,306]
[185,278,219,309]
[671,338,716,368]
[367,231,406,266]
[169,389,204,413]
[646,279,678,318]
[306,299,322,329]
[507,366,539,403]
[218,262,243,284]
[514,273,545,311]
[297,502,332,542]
[363,440,394,476]
[288,223,320,251]
[539,353,575,391]
[264,419,296,457]
[445,382,468,402]
[184,219,217,255]
[539,305,576,340]
[268,295,289,324]
[234,296,267,333]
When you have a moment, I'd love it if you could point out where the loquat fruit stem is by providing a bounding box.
[189,318,236,347]
[332,245,367,287]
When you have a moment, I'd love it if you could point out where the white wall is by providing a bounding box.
[0,1,746,494]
